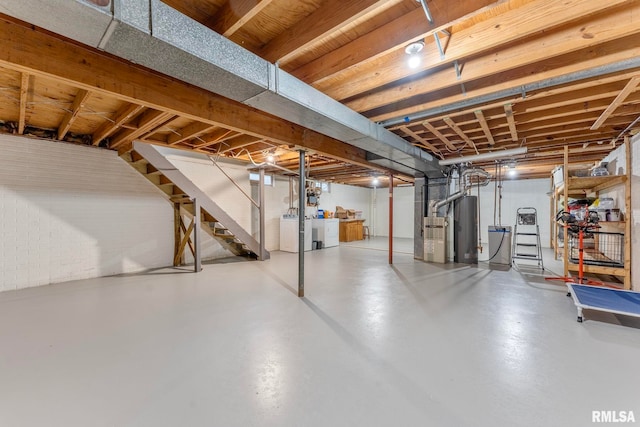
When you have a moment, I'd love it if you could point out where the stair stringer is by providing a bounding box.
[133,141,269,260]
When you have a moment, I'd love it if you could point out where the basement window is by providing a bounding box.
[316,181,331,193]
[249,172,274,186]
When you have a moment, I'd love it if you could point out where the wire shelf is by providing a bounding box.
[569,231,624,268]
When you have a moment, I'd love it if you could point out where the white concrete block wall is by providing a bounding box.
[0,134,174,291]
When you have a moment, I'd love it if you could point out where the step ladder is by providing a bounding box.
[512,207,544,268]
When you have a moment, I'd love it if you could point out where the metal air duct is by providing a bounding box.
[0,0,442,178]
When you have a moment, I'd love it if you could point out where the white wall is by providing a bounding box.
[477,178,551,261]
[317,182,372,223]
[373,186,415,238]
[0,134,174,291]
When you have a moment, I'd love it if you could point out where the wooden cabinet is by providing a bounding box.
[550,142,631,289]
[339,219,365,242]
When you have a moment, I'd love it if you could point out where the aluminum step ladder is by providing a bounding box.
[512,207,544,268]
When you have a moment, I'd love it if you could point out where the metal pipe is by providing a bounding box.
[434,33,445,60]
[417,0,434,23]
[193,197,202,272]
[612,114,640,144]
[431,168,490,214]
[432,190,466,214]
[439,147,527,166]
[259,167,266,261]
[389,174,394,265]
[298,150,305,298]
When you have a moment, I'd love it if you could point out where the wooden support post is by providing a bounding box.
[389,173,394,265]
[174,219,195,266]
[624,136,632,289]
[563,146,569,279]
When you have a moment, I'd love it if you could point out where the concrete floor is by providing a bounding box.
[1,237,639,427]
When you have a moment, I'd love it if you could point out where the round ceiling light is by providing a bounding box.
[405,41,425,55]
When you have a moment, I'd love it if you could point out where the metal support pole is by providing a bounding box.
[259,167,266,260]
[173,202,181,266]
[298,150,306,297]
[193,197,202,272]
[389,174,394,265]
[413,177,426,260]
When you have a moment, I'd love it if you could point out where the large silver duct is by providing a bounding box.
[0,0,442,178]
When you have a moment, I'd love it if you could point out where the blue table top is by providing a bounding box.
[569,284,640,316]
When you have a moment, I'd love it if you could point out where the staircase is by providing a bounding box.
[121,142,269,260]
[511,207,543,268]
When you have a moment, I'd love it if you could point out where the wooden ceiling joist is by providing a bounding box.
[0,17,381,172]
[398,125,443,158]
[207,0,275,37]
[110,110,175,149]
[343,2,640,112]
[422,121,457,151]
[504,104,518,142]
[291,0,497,83]
[259,0,388,63]
[194,128,237,148]
[168,121,216,146]
[57,88,90,140]
[591,75,640,130]
[217,135,263,154]
[443,116,479,154]
[474,110,495,146]
[92,103,144,146]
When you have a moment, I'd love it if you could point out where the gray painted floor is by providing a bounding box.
[1,238,639,427]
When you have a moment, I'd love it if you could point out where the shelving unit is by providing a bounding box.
[550,140,631,289]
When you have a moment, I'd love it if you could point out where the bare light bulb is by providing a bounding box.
[408,55,421,69]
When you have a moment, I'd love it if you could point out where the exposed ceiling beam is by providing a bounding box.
[343,2,640,112]
[422,121,456,151]
[207,0,274,37]
[194,128,237,148]
[590,75,640,130]
[0,17,378,170]
[168,121,216,146]
[474,110,495,146]
[110,110,175,149]
[217,135,263,154]
[92,103,144,146]
[504,104,518,142]
[443,116,479,154]
[259,0,388,63]
[57,88,90,140]
[291,0,498,83]
[372,36,640,123]
[398,125,442,158]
